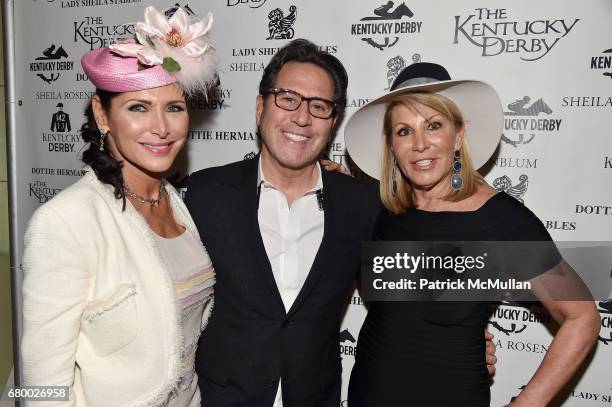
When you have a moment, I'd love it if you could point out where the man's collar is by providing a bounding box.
[258,159,323,193]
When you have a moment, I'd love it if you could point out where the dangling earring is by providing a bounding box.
[392,157,398,196]
[99,128,106,152]
[451,149,463,191]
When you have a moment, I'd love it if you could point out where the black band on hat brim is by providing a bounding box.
[390,62,451,91]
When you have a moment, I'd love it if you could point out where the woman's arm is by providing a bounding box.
[509,296,599,406]
[21,204,90,406]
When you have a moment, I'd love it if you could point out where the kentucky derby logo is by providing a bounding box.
[29,44,74,84]
[489,303,552,355]
[339,329,357,358]
[591,49,612,79]
[266,5,297,40]
[73,16,134,50]
[385,54,421,90]
[29,180,61,204]
[502,96,562,148]
[489,302,541,336]
[42,102,82,153]
[453,7,579,61]
[351,1,422,51]
[188,87,231,110]
[493,175,528,203]
[489,302,552,354]
[597,299,612,345]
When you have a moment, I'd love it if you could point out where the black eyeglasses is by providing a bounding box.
[265,88,337,119]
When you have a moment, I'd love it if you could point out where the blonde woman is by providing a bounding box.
[344,62,599,406]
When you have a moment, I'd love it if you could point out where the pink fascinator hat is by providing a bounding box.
[81,5,217,94]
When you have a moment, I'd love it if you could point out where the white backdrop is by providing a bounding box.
[6,0,612,405]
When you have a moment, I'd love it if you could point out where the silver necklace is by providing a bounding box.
[123,181,165,206]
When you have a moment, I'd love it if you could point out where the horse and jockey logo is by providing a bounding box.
[504,96,552,116]
[38,44,69,60]
[488,302,551,336]
[30,44,74,84]
[267,5,297,40]
[493,175,528,203]
[502,96,561,148]
[365,1,414,20]
[351,2,422,51]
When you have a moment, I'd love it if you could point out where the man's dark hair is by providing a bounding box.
[258,38,348,119]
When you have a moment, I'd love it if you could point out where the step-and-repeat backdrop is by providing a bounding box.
[6,0,612,405]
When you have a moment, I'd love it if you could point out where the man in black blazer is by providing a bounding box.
[186,39,495,407]
[187,157,379,407]
[186,38,381,407]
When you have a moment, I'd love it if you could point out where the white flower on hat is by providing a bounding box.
[110,5,217,94]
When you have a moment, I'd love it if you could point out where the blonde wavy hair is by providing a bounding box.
[380,92,485,214]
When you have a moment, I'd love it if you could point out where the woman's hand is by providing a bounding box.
[319,158,352,176]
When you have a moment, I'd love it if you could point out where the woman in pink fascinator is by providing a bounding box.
[21,5,217,406]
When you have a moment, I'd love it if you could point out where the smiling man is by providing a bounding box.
[186,39,380,407]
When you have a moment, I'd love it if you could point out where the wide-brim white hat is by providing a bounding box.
[344,63,503,180]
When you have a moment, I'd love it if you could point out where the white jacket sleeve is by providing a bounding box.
[21,204,90,406]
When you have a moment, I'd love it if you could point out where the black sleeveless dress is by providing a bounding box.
[348,192,560,406]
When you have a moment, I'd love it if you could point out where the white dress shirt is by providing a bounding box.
[257,161,325,407]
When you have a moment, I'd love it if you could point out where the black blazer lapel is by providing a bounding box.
[285,170,345,319]
[230,157,285,311]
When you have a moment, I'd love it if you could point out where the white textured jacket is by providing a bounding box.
[21,169,211,406]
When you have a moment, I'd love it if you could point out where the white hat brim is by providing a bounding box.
[344,79,503,180]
